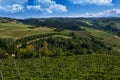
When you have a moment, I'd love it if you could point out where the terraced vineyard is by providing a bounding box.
[0,54,120,80]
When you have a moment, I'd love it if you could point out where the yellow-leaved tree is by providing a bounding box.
[40,41,49,56]
[26,45,35,52]
[19,45,35,58]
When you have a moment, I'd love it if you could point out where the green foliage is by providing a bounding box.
[19,18,120,36]
[1,54,120,79]
[30,36,111,57]
[0,38,18,56]
[0,48,6,58]
[18,45,35,58]
[21,18,83,30]
[90,18,120,36]
[15,33,59,44]
[0,17,120,79]
[53,28,64,32]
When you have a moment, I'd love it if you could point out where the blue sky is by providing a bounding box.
[0,0,120,18]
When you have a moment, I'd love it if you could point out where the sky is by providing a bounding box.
[0,0,120,18]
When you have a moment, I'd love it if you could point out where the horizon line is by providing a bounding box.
[0,16,120,19]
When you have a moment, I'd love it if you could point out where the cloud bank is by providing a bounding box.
[69,0,113,5]
[0,0,27,12]
[0,0,67,13]
[80,8,120,17]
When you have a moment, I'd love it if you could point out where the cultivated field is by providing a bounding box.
[0,23,54,39]
[0,54,120,80]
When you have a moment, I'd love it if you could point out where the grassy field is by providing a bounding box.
[0,54,120,80]
[61,27,120,52]
[0,22,120,52]
[0,23,54,39]
[84,27,115,39]
[65,27,120,50]
[84,27,120,52]
[84,27,120,46]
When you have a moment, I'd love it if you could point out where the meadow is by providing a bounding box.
[0,23,54,39]
[84,27,120,52]
[0,22,120,47]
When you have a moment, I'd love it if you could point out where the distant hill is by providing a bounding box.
[17,17,120,36]
[0,17,120,36]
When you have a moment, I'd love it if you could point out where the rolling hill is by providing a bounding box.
[0,17,120,53]
[0,17,120,79]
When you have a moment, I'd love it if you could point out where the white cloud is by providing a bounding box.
[69,0,113,5]
[9,4,23,12]
[27,5,41,10]
[0,0,67,14]
[0,0,27,12]
[42,8,53,14]
[106,8,120,14]
[80,8,120,17]
[33,0,67,14]
[0,4,23,12]
[49,4,68,13]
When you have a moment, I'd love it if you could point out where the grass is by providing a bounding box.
[113,23,120,29]
[1,22,119,52]
[0,22,54,39]
[0,54,120,79]
[84,27,115,39]
[52,35,72,39]
[84,27,120,52]
[61,29,91,38]
[60,27,120,52]
[73,30,91,38]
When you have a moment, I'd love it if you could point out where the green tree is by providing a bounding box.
[0,48,6,59]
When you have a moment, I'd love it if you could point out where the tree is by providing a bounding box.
[26,45,35,52]
[0,48,6,59]
[19,45,35,58]
[40,41,49,56]
[0,38,18,56]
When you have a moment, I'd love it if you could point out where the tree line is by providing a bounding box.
[19,18,120,36]
[0,32,117,59]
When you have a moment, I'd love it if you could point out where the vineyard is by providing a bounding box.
[0,54,120,80]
